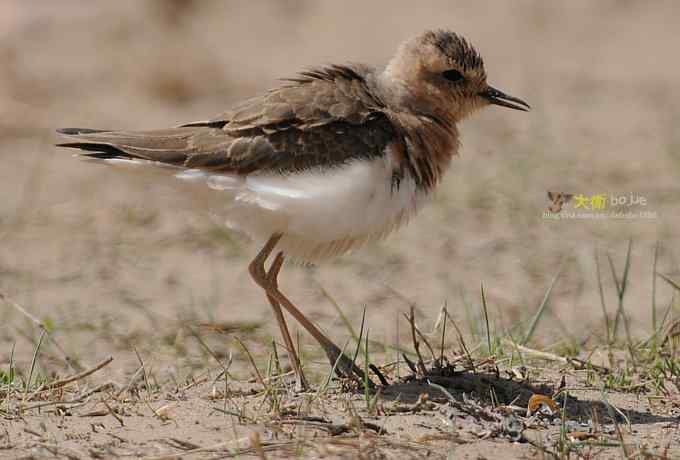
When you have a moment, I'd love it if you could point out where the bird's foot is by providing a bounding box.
[322,343,376,390]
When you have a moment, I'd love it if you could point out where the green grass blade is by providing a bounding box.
[23,330,45,404]
[651,241,659,336]
[319,286,358,341]
[480,283,492,355]
[620,238,633,298]
[316,339,350,397]
[610,239,633,339]
[522,264,562,345]
[364,328,370,408]
[351,306,367,369]
[595,248,611,345]
[658,272,680,293]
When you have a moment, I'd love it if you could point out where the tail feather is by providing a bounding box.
[56,141,129,160]
[57,128,113,136]
[55,126,221,166]
[56,128,126,159]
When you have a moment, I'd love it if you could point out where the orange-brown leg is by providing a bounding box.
[248,234,372,388]
[265,251,308,391]
[249,235,307,391]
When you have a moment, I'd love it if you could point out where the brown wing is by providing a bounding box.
[58,65,398,175]
[181,65,382,131]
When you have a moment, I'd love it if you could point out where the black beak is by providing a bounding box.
[479,86,530,112]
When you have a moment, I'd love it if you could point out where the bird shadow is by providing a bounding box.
[377,370,676,427]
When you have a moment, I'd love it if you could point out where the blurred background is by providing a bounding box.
[1,1,679,377]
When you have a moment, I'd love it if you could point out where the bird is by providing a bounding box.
[56,29,529,391]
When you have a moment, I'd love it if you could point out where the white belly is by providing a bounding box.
[175,150,430,263]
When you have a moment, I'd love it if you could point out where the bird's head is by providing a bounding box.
[383,29,529,123]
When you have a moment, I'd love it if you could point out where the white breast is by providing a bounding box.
[175,146,431,263]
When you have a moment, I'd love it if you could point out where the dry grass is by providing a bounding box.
[3,255,680,458]
[2,1,680,458]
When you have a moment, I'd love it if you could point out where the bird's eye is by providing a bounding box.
[442,69,464,83]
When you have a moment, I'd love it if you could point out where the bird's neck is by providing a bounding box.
[394,111,459,191]
[369,69,460,191]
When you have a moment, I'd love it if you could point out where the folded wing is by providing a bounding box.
[57,65,397,176]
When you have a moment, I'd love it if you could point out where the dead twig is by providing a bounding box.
[163,438,202,451]
[178,375,209,393]
[445,311,477,372]
[140,436,292,460]
[405,307,428,376]
[274,417,386,436]
[103,400,124,427]
[235,337,266,389]
[22,382,116,412]
[387,393,436,414]
[116,365,144,400]
[506,341,610,375]
[30,356,113,397]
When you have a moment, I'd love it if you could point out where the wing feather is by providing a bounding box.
[57,65,399,175]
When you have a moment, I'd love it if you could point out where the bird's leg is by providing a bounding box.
[270,285,374,388]
[248,235,307,391]
[265,251,308,391]
[249,235,374,389]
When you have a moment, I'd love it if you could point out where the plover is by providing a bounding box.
[57,29,529,390]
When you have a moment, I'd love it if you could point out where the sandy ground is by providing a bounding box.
[1,1,680,458]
